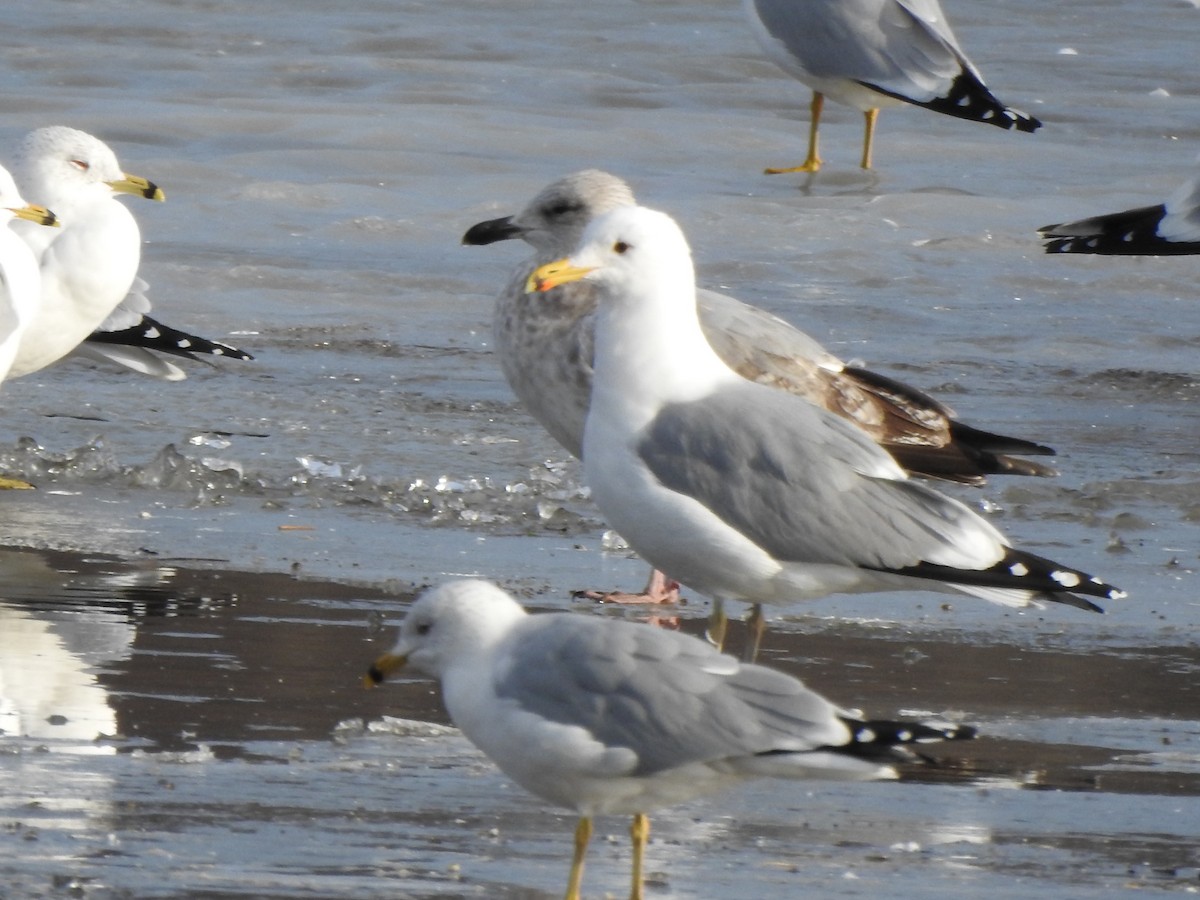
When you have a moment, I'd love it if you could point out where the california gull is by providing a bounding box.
[743,0,1042,172]
[1040,159,1200,255]
[466,170,1056,604]
[366,579,975,899]
[526,205,1123,643]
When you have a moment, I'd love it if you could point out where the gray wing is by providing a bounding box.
[637,382,1003,570]
[750,0,965,100]
[95,277,153,331]
[698,290,949,451]
[698,288,837,376]
[493,614,846,776]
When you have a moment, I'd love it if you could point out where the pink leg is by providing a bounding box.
[572,567,682,606]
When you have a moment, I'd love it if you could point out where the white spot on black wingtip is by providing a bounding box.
[177,339,192,349]
[1009,562,1029,577]
[856,727,877,744]
[145,327,160,339]
[1051,570,1082,589]
[896,729,913,742]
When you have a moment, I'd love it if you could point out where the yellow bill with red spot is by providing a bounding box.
[524,257,595,293]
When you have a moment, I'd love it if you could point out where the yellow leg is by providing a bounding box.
[766,92,824,174]
[705,598,728,652]
[0,476,35,490]
[745,603,766,663]
[629,813,650,900]
[860,108,879,170]
[565,816,593,900]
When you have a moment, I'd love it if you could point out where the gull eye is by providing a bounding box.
[613,240,630,255]
[70,159,90,172]
[415,622,432,636]
[546,201,579,217]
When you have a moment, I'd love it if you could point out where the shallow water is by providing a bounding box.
[0,0,1199,896]
[1,548,1199,899]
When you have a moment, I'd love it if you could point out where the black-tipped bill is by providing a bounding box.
[462,215,522,245]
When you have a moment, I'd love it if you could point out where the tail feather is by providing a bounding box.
[843,365,1057,485]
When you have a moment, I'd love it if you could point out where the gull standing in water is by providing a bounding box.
[8,126,250,381]
[1040,160,1200,255]
[0,165,58,489]
[743,0,1042,172]
[367,579,976,900]
[527,205,1122,649]
[0,165,57,386]
[466,170,1056,604]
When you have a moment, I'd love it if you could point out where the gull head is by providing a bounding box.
[463,169,636,256]
[17,126,165,209]
[0,165,58,228]
[365,579,528,686]
[525,205,695,306]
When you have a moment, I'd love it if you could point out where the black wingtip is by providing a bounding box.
[87,314,254,362]
[826,716,978,763]
[865,546,1123,612]
[865,70,1041,133]
[1039,204,1200,255]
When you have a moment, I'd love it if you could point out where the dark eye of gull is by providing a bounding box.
[613,241,630,255]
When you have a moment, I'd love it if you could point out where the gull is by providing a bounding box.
[0,166,57,386]
[366,579,976,900]
[0,165,57,489]
[465,170,1056,604]
[8,126,250,381]
[1039,161,1200,255]
[526,205,1123,646]
[743,0,1042,172]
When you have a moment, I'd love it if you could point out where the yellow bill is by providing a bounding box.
[109,173,165,201]
[525,257,595,293]
[363,651,407,688]
[8,204,59,227]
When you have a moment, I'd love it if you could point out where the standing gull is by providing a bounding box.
[1039,160,1200,255]
[465,170,1055,603]
[527,205,1122,644]
[0,166,57,386]
[8,126,250,380]
[366,579,975,900]
[743,0,1042,172]
[0,166,58,490]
